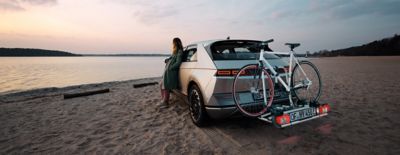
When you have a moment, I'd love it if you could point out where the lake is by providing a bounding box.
[0,57,168,94]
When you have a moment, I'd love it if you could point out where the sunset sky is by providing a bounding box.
[1,0,399,54]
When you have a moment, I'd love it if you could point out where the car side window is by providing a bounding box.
[184,48,197,62]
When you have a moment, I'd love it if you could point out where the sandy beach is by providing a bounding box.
[1,56,400,154]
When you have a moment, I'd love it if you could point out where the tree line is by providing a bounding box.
[0,48,80,56]
[310,34,400,57]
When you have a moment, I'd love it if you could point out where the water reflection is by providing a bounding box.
[0,57,167,93]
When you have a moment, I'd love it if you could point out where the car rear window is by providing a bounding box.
[210,40,279,60]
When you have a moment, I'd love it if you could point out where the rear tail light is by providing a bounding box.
[275,114,290,125]
[231,70,239,75]
[216,70,232,76]
[215,67,267,76]
[216,66,289,76]
[317,104,330,114]
[215,69,245,76]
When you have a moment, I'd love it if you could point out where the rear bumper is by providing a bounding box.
[205,106,238,119]
[205,95,290,119]
[258,104,330,128]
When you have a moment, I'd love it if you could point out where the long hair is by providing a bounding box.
[172,37,183,55]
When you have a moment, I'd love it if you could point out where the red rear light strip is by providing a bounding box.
[216,70,232,76]
[216,69,245,76]
[216,66,290,76]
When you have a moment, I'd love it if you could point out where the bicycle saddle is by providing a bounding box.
[285,43,300,51]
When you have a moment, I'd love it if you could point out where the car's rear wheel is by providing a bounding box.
[188,84,208,127]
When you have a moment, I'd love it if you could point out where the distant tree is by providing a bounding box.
[312,34,400,57]
[0,48,81,56]
[305,51,310,57]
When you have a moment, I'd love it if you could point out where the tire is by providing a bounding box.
[291,60,322,103]
[232,64,274,117]
[188,84,208,127]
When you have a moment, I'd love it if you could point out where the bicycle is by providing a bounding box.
[232,39,322,117]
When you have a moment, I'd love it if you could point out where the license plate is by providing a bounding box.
[289,107,316,122]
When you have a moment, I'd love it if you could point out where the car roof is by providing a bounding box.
[188,39,223,47]
[189,39,262,46]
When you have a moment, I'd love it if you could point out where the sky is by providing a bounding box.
[0,0,399,54]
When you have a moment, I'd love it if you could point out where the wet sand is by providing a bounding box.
[1,56,400,154]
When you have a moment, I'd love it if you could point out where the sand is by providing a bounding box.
[1,56,400,154]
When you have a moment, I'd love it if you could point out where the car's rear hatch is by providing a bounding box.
[208,40,289,94]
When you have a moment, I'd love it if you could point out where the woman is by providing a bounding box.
[160,37,183,108]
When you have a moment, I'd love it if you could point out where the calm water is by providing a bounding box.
[0,57,167,94]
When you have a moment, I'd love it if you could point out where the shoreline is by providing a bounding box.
[0,77,161,104]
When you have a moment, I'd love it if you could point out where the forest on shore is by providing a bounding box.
[0,48,80,56]
[0,48,169,57]
[310,34,400,57]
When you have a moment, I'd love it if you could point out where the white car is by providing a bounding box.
[176,39,289,126]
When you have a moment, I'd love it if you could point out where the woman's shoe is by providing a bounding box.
[157,101,169,109]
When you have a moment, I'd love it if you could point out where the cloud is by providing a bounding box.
[309,0,400,20]
[262,0,400,23]
[108,0,181,25]
[110,0,153,7]
[0,0,24,11]
[21,0,57,5]
[0,0,56,11]
[268,10,296,20]
[133,5,179,25]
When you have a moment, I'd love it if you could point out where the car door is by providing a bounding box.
[179,45,198,95]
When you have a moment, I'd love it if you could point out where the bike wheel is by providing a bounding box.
[233,64,274,117]
[291,61,322,103]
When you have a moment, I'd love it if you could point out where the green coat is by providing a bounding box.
[163,50,183,90]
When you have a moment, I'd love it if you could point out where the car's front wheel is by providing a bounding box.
[188,84,208,127]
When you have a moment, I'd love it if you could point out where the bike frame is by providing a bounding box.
[258,48,310,106]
